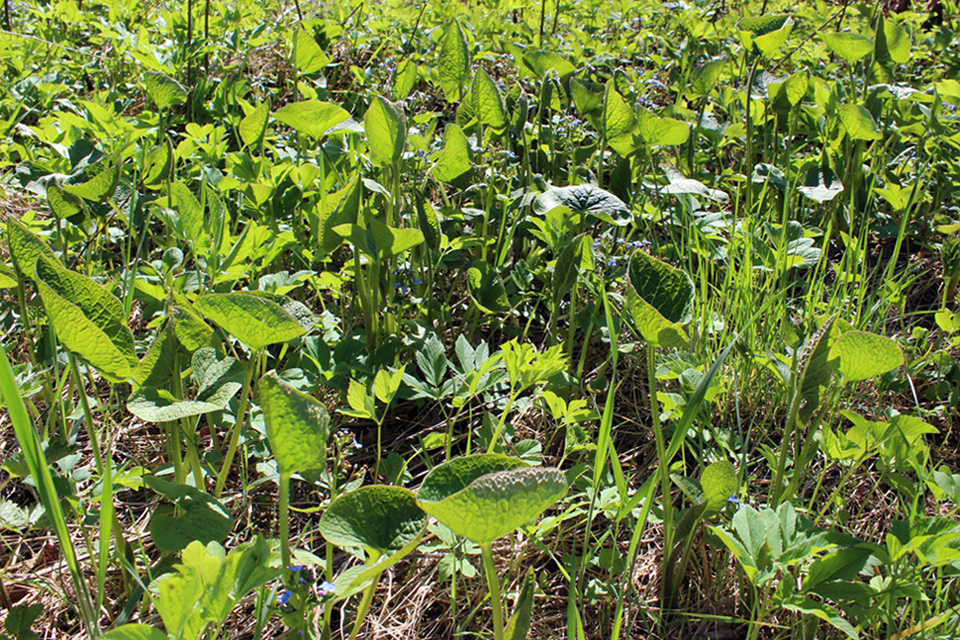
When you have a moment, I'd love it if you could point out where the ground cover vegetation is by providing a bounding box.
[0,0,959,637]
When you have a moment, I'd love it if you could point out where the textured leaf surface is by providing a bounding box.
[417,464,566,544]
[6,218,57,281]
[146,476,234,552]
[438,21,470,102]
[274,100,350,139]
[365,95,406,168]
[798,165,844,203]
[34,254,138,382]
[534,184,631,226]
[144,71,187,110]
[194,293,307,351]
[260,372,330,474]
[472,69,507,133]
[468,261,510,314]
[701,461,738,512]
[431,124,472,182]
[822,32,873,61]
[127,389,227,422]
[293,26,330,73]
[838,104,882,141]
[320,486,425,555]
[829,331,902,382]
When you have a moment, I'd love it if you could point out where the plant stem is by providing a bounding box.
[647,342,674,607]
[480,543,504,640]
[348,571,380,640]
[279,470,291,574]
[214,351,258,498]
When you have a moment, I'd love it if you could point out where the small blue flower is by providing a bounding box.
[352,436,362,449]
[592,240,603,248]
[394,282,402,289]
[727,495,741,505]
[277,591,293,606]
[607,258,617,268]
[412,277,422,285]
[316,581,336,597]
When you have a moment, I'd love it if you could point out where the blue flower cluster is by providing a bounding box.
[592,233,651,271]
[392,267,423,296]
[276,565,337,609]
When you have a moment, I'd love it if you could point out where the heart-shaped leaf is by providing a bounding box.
[143,71,187,110]
[822,32,874,62]
[468,261,510,314]
[320,485,426,557]
[260,372,330,474]
[6,218,57,281]
[62,158,120,203]
[431,124,472,183]
[637,111,689,147]
[838,104,882,141]
[625,251,695,349]
[417,455,566,544]
[274,100,350,140]
[146,476,234,552]
[438,20,471,103]
[689,58,726,96]
[193,292,308,351]
[534,184,631,226]
[34,253,138,382]
[828,331,902,382]
[472,69,507,134]
[701,461,739,513]
[365,95,406,168]
[239,102,270,149]
[739,15,794,57]
[293,26,330,74]
[553,234,591,300]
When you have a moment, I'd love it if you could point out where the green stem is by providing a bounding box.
[214,351,259,498]
[279,470,291,574]
[481,543,504,640]
[486,389,517,454]
[348,570,380,640]
[647,342,673,603]
[70,356,103,475]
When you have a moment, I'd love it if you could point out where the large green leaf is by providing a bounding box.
[415,196,441,252]
[467,260,510,314]
[417,457,566,544]
[101,625,168,640]
[838,104,882,141]
[738,15,794,57]
[392,58,418,102]
[688,58,726,96]
[701,461,738,513]
[333,218,424,259]
[6,218,57,281]
[239,102,270,149]
[193,292,308,351]
[126,389,230,423]
[874,13,911,66]
[438,20,471,102]
[47,182,83,224]
[162,181,209,250]
[472,69,507,134]
[274,100,350,140]
[293,26,330,73]
[431,124,472,183]
[828,331,902,382]
[522,50,576,81]
[143,71,187,110]
[34,253,138,382]
[624,251,694,348]
[822,32,873,62]
[314,177,362,256]
[637,111,689,147]
[603,81,640,156]
[533,184,631,226]
[553,234,591,299]
[260,372,330,474]
[320,485,425,556]
[364,95,406,168]
[146,476,234,552]
[62,158,120,203]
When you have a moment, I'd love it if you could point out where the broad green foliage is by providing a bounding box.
[261,372,331,474]
[143,71,188,110]
[468,260,510,313]
[146,476,234,552]
[364,96,406,167]
[534,184,631,226]
[701,461,738,513]
[193,292,308,351]
[625,251,694,349]
[417,455,566,544]
[34,253,138,382]
[319,486,425,556]
[439,20,471,102]
[273,100,350,139]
